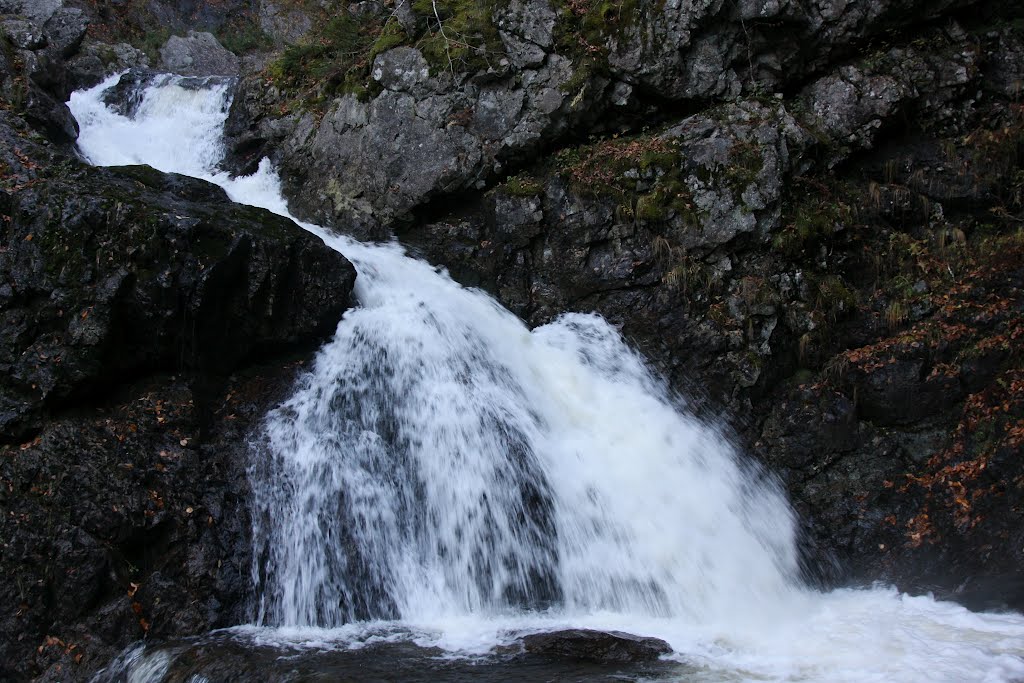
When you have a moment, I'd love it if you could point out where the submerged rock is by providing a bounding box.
[93,632,687,682]
[521,629,672,663]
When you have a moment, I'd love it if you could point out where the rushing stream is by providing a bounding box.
[69,74,1024,682]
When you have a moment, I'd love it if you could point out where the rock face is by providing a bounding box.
[2,0,1024,679]
[393,17,1024,606]
[0,148,353,441]
[0,0,88,143]
[158,31,240,76]
[521,629,672,663]
[0,40,356,679]
[222,0,996,238]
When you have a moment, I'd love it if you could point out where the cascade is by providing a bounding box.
[69,73,1024,683]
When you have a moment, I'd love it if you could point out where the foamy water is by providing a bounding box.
[70,73,1024,683]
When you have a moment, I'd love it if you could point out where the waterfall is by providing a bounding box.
[69,73,1024,683]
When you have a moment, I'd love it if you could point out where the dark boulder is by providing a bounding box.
[521,629,672,663]
[0,104,355,680]
[41,6,88,60]
[65,40,149,92]
[0,127,354,441]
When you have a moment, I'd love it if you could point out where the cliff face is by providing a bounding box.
[218,0,1024,606]
[0,7,355,679]
[2,0,1024,679]
[394,22,1024,604]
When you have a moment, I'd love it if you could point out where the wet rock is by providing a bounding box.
[0,161,352,438]
[66,40,150,91]
[0,85,355,680]
[158,31,240,77]
[521,629,672,663]
[0,116,354,441]
[91,633,688,682]
[1,367,300,682]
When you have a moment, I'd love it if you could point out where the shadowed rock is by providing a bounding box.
[521,629,672,663]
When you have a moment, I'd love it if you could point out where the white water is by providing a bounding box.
[70,74,1024,683]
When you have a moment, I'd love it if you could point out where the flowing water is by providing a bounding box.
[69,74,1024,682]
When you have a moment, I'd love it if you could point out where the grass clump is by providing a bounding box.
[552,133,705,227]
[773,182,853,257]
[502,173,544,197]
[137,28,172,63]
[267,1,505,108]
[556,135,677,196]
[412,0,504,74]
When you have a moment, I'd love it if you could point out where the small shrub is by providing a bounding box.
[217,16,273,55]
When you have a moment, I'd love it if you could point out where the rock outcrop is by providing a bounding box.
[222,0,1002,238]
[0,9,356,678]
[158,31,240,76]
[0,128,354,681]
[391,17,1024,605]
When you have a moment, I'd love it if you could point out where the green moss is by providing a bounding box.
[415,0,503,74]
[559,57,597,96]
[635,179,698,224]
[267,1,504,110]
[97,45,119,66]
[369,19,409,62]
[723,139,765,194]
[269,13,363,86]
[552,0,644,51]
[549,133,708,228]
[217,15,273,56]
[557,135,677,192]
[640,148,677,171]
[635,192,665,221]
[502,173,544,197]
[136,28,173,64]
[109,164,171,189]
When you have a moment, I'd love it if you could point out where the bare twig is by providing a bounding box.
[432,0,455,74]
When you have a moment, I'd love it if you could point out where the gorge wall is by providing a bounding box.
[1,0,1023,679]
[220,0,1024,608]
